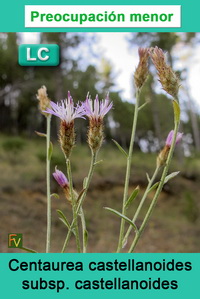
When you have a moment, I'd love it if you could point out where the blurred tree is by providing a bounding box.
[0,33,87,136]
[0,33,26,134]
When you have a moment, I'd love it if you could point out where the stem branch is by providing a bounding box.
[123,166,160,247]
[128,118,180,253]
[66,158,81,253]
[61,151,97,253]
[46,115,51,253]
[117,91,140,252]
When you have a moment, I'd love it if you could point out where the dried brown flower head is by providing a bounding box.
[37,85,51,117]
[134,48,149,90]
[150,46,180,98]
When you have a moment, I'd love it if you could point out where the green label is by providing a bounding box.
[18,44,60,66]
[8,233,23,248]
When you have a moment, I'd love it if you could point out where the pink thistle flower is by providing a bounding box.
[83,94,113,121]
[165,130,183,147]
[83,94,113,153]
[53,168,69,188]
[157,130,183,167]
[44,91,85,124]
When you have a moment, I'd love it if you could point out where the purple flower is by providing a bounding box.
[44,91,85,123]
[53,168,69,188]
[83,94,113,120]
[165,130,183,147]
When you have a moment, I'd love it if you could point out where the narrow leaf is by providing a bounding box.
[122,238,128,249]
[125,186,140,209]
[104,207,138,232]
[76,188,86,204]
[138,101,149,111]
[148,171,180,193]
[59,218,69,228]
[48,141,53,160]
[20,247,37,253]
[164,171,180,184]
[84,229,88,248]
[83,177,88,189]
[112,139,128,157]
[146,173,151,183]
[35,131,47,138]
[94,160,103,166]
[148,182,159,193]
[173,100,180,124]
[51,193,60,199]
[57,210,70,230]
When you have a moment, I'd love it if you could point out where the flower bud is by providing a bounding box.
[52,167,75,202]
[165,130,183,147]
[37,86,50,117]
[150,47,180,98]
[157,130,183,167]
[157,146,170,168]
[134,48,149,90]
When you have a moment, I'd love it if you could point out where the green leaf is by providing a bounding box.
[94,160,103,166]
[20,247,37,253]
[76,188,86,205]
[125,186,140,209]
[122,238,128,249]
[83,177,88,189]
[51,193,60,199]
[148,171,180,193]
[138,101,149,111]
[35,131,47,138]
[104,207,138,232]
[146,173,151,183]
[112,139,128,157]
[84,229,88,248]
[164,171,180,184]
[57,210,70,230]
[148,182,159,193]
[48,141,53,160]
[173,100,180,124]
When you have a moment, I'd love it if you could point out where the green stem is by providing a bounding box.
[66,159,81,253]
[128,120,180,253]
[117,91,140,253]
[80,207,87,253]
[76,151,97,214]
[123,166,160,248]
[46,115,51,253]
[61,152,97,253]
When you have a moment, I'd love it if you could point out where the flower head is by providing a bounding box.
[44,91,85,124]
[53,168,69,188]
[83,94,113,121]
[83,94,112,153]
[165,130,183,147]
[44,92,85,158]
[150,46,180,98]
[157,130,183,167]
[37,85,50,117]
[134,47,149,90]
